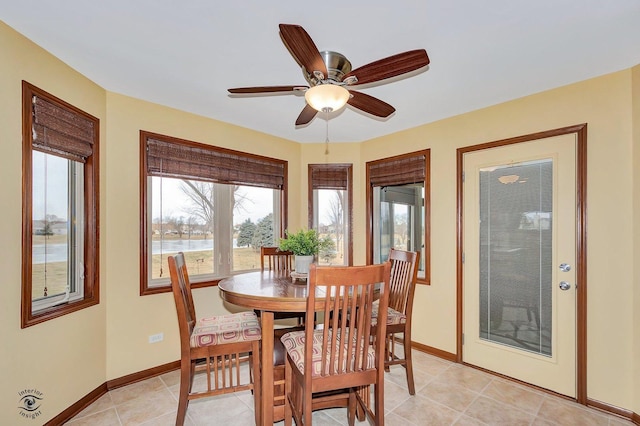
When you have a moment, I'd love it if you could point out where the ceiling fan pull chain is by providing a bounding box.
[324,109,330,155]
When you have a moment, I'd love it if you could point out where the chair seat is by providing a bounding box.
[371,300,406,326]
[281,329,376,377]
[191,311,261,348]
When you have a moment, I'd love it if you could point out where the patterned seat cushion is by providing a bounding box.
[191,311,261,348]
[371,300,406,326]
[280,329,376,377]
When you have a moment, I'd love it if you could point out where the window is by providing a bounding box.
[21,81,100,328]
[140,132,287,294]
[308,164,353,265]
[366,150,430,283]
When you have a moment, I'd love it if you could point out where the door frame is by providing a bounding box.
[456,124,587,403]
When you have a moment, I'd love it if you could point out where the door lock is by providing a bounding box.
[559,281,571,291]
[559,263,571,272]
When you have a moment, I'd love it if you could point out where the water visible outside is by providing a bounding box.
[33,239,229,264]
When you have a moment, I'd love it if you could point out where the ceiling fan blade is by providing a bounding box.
[295,104,318,126]
[347,90,395,118]
[343,49,430,86]
[228,85,307,94]
[279,24,328,78]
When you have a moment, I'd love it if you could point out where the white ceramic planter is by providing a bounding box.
[294,255,314,274]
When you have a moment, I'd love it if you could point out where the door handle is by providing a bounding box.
[559,281,571,291]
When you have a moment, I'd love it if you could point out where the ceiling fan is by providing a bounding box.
[228,24,430,126]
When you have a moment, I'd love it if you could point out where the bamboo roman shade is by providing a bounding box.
[309,164,351,190]
[368,153,426,187]
[145,136,286,189]
[31,95,96,163]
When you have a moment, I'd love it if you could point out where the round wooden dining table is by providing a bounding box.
[218,270,324,425]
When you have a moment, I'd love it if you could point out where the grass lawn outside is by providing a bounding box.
[150,247,261,279]
[32,245,263,300]
[30,232,343,300]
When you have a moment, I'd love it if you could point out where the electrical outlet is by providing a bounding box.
[148,333,163,344]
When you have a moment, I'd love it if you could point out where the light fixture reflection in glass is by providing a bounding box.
[498,174,520,184]
[305,84,350,113]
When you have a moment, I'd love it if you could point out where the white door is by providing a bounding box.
[463,133,577,397]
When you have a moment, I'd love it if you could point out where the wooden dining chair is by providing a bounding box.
[261,246,294,271]
[168,252,262,426]
[281,262,391,425]
[372,248,419,395]
[260,246,305,325]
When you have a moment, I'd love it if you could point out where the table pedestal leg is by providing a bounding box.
[260,311,274,425]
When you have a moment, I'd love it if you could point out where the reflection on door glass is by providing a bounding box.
[373,183,425,275]
[478,159,553,356]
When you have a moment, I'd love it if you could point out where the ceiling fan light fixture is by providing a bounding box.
[305,84,350,113]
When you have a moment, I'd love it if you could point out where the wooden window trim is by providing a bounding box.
[139,131,288,295]
[366,149,431,284]
[21,81,100,328]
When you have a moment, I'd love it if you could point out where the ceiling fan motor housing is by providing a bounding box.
[304,51,353,86]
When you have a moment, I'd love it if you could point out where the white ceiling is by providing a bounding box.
[2,1,640,143]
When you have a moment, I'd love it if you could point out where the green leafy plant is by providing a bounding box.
[278,229,333,256]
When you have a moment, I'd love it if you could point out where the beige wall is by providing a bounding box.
[359,70,637,410]
[1,17,639,422]
[104,93,302,379]
[0,21,108,423]
[632,64,640,417]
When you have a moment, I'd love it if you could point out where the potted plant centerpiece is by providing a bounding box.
[278,229,332,274]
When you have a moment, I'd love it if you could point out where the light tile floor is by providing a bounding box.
[66,349,634,426]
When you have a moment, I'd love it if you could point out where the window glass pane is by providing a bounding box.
[31,151,84,308]
[149,177,277,285]
[233,186,276,271]
[32,151,68,301]
[379,199,392,262]
[314,189,346,265]
[151,177,215,282]
[374,183,425,275]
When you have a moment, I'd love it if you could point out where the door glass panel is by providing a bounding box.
[478,159,552,356]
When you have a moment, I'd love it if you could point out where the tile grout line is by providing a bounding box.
[480,377,543,415]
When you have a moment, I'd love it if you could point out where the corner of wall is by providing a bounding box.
[631,63,640,417]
